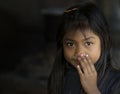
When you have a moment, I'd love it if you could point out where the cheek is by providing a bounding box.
[89,47,101,64]
[63,48,77,68]
[63,48,74,62]
[63,49,71,59]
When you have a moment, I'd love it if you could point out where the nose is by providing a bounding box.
[75,45,84,57]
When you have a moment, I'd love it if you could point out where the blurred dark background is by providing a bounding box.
[0,0,120,94]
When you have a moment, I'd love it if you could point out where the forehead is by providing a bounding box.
[64,29,98,39]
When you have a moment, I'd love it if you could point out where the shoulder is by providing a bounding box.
[110,68,120,79]
[109,67,120,83]
[108,68,120,93]
[100,66,120,94]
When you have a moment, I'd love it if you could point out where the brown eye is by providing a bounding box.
[65,41,75,47]
[67,42,74,46]
[84,41,93,46]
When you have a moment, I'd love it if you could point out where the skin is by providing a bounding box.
[63,29,101,94]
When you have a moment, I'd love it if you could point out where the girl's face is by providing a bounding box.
[63,29,101,68]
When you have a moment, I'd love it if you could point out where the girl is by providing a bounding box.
[48,2,120,94]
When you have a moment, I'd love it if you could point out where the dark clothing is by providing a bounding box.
[62,63,120,94]
[100,68,120,94]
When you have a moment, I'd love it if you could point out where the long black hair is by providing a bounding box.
[48,1,112,94]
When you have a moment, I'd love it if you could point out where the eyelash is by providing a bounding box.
[65,41,94,47]
[65,42,75,47]
[84,41,94,46]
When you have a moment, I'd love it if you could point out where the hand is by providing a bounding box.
[76,53,101,94]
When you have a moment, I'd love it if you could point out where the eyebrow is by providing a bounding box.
[63,39,76,44]
[64,36,95,42]
[83,36,95,40]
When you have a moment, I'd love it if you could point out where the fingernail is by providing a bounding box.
[86,54,88,57]
[77,65,79,68]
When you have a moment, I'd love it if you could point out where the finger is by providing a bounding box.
[82,55,92,74]
[85,54,96,73]
[83,55,92,73]
[78,54,89,74]
[76,65,84,77]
